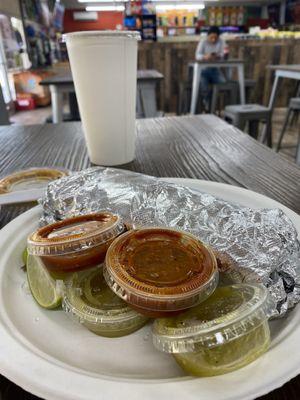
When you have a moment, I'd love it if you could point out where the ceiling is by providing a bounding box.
[62,0,283,9]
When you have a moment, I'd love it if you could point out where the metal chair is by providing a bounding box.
[178,81,206,115]
[224,104,272,147]
[211,81,239,115]
[211,79,256,115]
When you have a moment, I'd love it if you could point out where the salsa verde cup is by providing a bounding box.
[63,267,148,337]
[152,284,272,376]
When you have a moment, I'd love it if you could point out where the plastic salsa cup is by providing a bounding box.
[152,284,272,377]
[63,267,148,337]
[0,167,67,194]
[104,227,218,317]
[27,212,125,279]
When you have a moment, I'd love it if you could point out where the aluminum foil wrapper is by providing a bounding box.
[40,167,300,318]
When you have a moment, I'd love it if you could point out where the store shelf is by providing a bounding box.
[159,26,196,29]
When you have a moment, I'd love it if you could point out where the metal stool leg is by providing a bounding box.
[211,85,218,114]
[260,116,273,148]
[178,82,184,115]
[290,109,299,126]
[230,85,239,105]
[69,93,80,120]
[276,108,292,152]
[248,120,259,139]
[266,117,273,148]
[296,128,300,165]
[233,115,246,131]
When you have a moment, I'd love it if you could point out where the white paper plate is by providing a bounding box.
[0,178,299,400]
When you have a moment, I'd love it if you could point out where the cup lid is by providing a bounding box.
[152,284,274,353]
[104,228,218,311]
[0,167,68,194]
[63,267,145,325]
[27,212,124,256]
[63,30,141,42]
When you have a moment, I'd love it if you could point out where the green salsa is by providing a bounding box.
[63,268,148,337]
[153,285,271,377]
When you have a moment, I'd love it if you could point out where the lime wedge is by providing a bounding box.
[27,254,62,309]
[22,248,28,265]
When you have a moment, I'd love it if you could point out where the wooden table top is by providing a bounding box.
[195,59,244,65]
[136,69,164,80]
[40,69,163,86]
[268,64,300,73]
[0,115,299,399]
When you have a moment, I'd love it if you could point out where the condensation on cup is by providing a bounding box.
[64,31,140,166]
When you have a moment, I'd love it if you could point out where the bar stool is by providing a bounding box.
[245,79,256,103]
[211,81,239,114]
[224,104,272,147]
[178,81,206,115]
[136,81,162,118]
[211,79,256,115]
[276,97,300,152]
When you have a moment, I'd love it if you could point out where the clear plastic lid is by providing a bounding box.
[0,167,68,194]
[152,284,274,353]
[27,212,124,256]
[63,267,145,325]
[63,30,141,42]
[104,228,218,312]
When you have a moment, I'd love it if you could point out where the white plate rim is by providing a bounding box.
[0,178,299,400]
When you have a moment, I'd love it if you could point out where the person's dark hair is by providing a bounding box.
[207,26,220,36]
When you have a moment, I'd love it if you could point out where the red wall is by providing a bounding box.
[63,9,123,32]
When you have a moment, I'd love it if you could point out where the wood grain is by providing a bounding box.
[196,59,244,65]
[268,65,300,72]
[40,69,164,86]
[0,115,299,400]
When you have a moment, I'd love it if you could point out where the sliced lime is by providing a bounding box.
[22,248,28,265]
[27,254,62,309]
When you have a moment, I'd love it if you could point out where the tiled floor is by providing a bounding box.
[9,106,53,125]
[8,106,300,164]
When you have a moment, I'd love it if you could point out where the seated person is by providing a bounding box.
[195,26,227,111]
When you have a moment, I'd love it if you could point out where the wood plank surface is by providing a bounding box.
[268,64,300,72]
[40,69,164,86]
[137,69,164,80]
[0,115,299,400]
[196,59,244,65]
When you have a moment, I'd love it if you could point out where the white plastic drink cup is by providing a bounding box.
[64,31,140,166]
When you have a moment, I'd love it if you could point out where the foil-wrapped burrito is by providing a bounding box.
[40,167,300,317]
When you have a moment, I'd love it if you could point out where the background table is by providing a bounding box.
[266,64,300,161]
[40,69,164,122]
[190,60,245,114]
[267,64,300,111]
[0,115,300,399]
